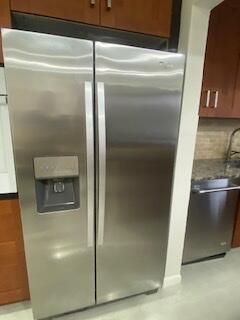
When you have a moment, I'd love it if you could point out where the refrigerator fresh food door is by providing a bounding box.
[95,42,184,303]
[2,29,95,319]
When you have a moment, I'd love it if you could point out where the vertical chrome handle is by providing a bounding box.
[97,82,106,246]
[214,91,219,108]
[107,0,112,9]
[85,82,94,248]
[205,90,210,108]
[90,0,96,6]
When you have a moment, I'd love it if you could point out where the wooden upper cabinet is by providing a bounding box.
[10,0,101,25]
[9,0,173,38]
[200,0,240,118]
[0,0,11,64]
[232,55,240,116]
[100,0,173,37]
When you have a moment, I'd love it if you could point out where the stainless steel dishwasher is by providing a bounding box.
[183,178,240,264]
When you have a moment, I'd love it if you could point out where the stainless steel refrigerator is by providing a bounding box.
[2,29,184,319]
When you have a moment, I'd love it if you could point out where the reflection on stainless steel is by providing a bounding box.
[2,29,95,319]
[2,29,185,319]
[95,42,184,304]
[183,179,239,264]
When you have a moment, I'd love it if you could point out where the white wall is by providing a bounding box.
[164,0,224,287]
[0,67,17,194]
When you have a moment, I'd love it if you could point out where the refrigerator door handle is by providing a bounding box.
[85,81,95,248]
[97,82,106,246]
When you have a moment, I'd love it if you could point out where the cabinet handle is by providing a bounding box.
[90,0,95,6]
[0,94,8,105]
[193,184,240,194]
[205,90,210,108]
[107,0,112,9]
[214,91,219,108]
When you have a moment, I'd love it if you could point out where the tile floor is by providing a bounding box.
[1,248,240,320]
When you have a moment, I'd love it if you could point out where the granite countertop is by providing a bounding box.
[192,159,240,181]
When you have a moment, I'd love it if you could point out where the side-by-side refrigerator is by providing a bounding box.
[2,29,184,320]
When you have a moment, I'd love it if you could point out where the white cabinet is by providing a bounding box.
[0,67,17,193]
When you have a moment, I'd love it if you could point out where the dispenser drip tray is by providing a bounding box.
[36,178,79,213]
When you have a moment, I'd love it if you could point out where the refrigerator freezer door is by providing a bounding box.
[95,42,184,303]
[2,30,95,319]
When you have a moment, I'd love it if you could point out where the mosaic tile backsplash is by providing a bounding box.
[194,119,240,160]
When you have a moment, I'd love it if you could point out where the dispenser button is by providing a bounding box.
[53,180,65,193]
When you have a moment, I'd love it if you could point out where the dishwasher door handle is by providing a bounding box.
[193,184,240,194]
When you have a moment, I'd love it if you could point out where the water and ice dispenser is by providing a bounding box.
[33,156,80,213]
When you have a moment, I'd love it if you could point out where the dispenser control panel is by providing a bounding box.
[34,156,79,179]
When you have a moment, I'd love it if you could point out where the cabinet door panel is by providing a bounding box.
[100,0,172,37]
[232,55,240,117]
[0,199,30,305]
[199,1,240,118]
[0,0,11,64]
[10,0,100,25]
[232,198,240,248]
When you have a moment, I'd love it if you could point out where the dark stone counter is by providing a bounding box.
[192,159,240,181]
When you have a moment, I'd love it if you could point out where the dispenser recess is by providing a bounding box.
[33,156,79,213]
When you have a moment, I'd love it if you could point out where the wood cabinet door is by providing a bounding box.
[0,0,11,64]
[0,198,29,305]
[232,198,240,248]
[199,0,240,118]
[10,0,100,25]
[100,0,172,37]
[232,55,240,117]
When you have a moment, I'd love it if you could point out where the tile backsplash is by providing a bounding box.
[194,118,240,160]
